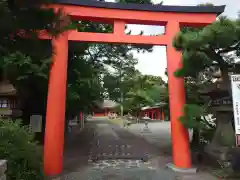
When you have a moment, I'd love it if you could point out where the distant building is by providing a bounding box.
[92,99,118,117]
[140,102,166,120]
[0,80,22,119]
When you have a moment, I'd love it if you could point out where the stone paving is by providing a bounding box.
[62,159,177,180]
[91,159,158,171]
[59,117,218,180]
[89,120,158,162]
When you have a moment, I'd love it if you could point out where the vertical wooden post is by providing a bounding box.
[156,109,160,120]
[161,110,165,121]
[151,110,153,120]
[44,32,68,176]
[166,21,191,169]
[80,112,83,121]
[114,20,125,35]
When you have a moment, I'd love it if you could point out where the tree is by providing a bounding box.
[145,84,166,103]
[173,16,240,147]
[118,71,165,117]
[103,53,138,100]
[0,0,158,143]
[174,17,240,85]
[0,0,66,124]
[66,51,105,116]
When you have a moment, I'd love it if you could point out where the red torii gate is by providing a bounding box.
[40,1,224,176]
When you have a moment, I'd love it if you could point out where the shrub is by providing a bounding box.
[0,119,44,180]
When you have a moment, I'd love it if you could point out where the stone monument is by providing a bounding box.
[141,114,151,133]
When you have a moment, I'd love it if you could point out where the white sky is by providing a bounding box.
[126,0,239,82]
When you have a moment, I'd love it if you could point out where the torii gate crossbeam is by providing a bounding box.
[40,1,225,176]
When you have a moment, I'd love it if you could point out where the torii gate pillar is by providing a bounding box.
[44,32,69,174]
[166,22,191,169]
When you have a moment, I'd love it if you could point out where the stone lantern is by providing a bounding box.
[199,68,238,169]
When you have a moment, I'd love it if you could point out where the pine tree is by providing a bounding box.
[173,16,240,146]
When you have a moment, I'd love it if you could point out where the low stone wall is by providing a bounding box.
[0,160,7,180]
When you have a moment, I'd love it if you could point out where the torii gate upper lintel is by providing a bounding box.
[42,1,225,176]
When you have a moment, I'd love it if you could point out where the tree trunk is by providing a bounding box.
[191,128,200,148]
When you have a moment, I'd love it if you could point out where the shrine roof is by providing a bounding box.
[54,0,225,15]
[141,102,166,110]
[94,99,119,109]
[0,82,17,96]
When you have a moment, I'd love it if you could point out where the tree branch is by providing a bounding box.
[217,41,240,54]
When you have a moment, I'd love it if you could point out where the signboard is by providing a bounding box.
[211,96,232,107]
[231,74,240,135]
[29,115,42,132]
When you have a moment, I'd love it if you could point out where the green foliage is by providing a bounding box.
[179,104,204,129]
[174,17,240,78]
[0,0,159,122]
[66,54,104,114]
[103,53,138,102]
[119,71,165,114]
[174,50,212,78]
[1,51,50,81]
[172,16,240,145]
[146,84,167,103]
[0,119,43,180]
[0,0,66,121]
[179,104,216,145]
